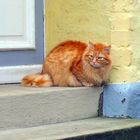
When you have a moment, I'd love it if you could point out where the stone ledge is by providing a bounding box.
[0,84,102,130]
[0,117,140,140]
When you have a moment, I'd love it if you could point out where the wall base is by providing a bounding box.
[103,82,140,119]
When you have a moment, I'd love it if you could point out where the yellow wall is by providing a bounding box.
[45,0,140,83]
[45,0,111,52]
[109,0,140,83]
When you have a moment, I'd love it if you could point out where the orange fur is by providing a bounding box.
[22,40,112,87]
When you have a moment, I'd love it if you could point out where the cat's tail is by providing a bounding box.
[21,73,53,87]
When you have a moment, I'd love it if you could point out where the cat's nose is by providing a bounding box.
[93,58,96,63]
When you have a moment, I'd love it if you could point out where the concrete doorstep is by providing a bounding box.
[0,85,140,140]
[0,84,102,130]
[0,117,140,140]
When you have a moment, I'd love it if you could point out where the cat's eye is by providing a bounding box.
[88,55,93,58]
[97,57,104,60]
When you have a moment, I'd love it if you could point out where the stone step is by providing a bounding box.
[0,85,102,130]
[0,117,140,140]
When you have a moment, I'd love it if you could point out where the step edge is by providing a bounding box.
[0,118,140,140]
[0,85,103,97]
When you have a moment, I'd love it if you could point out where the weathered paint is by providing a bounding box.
[103,82,140,119]
[102,0,140,119]
[45,0,140,83]
[45,0,140,119]
[109,0,140,83]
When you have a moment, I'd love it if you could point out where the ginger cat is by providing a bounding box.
[22,40,112,87]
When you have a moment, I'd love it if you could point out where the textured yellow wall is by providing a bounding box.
[45,0,111,53]
[109,0,140,83]
[45,0,140,83]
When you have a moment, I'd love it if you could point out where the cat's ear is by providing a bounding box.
[88,41,95,48]
[104,45,111,55]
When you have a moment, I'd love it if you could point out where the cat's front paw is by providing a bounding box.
[82,82,94,87]
[94,81,107,87]
[101,81,107,86]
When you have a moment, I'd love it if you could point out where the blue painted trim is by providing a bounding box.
[103,82,140,119]
[0,0,44,66]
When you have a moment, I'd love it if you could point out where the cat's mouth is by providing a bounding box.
[90,61,109,69]
[90,62,102,69]
[93,65,102,69]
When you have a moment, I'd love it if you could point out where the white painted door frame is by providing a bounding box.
[0,0,44,84]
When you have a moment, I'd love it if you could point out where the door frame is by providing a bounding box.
[0,0,45,84]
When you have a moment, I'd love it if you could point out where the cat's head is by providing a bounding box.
[84,42,112,69]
